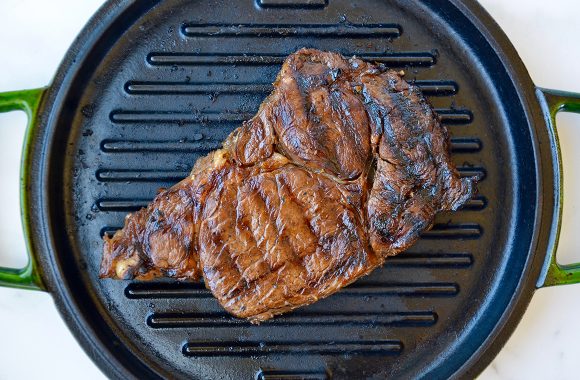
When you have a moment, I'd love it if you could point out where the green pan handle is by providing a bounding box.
[0,88,46,290]
[538,88,580,287]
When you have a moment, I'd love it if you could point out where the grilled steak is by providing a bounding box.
[101,49,476,322]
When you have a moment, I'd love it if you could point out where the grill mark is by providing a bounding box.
[332,87,372,177]
[234,179,304,297]
[235,185,267,285]
[148,310,437,328]
[295,189,321,248]
[181,23,401,38]
[309,176,359,259]
[280,171,343,278]
[275,172,319,261]
[391,91,423,136]
[228,180,254,288]
[272,176,303,264]
[251,178,290,270]
[199,176,245,298]
[297,174,330,242]
[307,87,340,172]
[378,92,416,175]
[182,340,403,356]
[208,245,242,300]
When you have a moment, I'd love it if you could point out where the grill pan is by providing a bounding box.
[1,0,580,378]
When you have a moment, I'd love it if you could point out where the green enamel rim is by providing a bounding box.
[0,88,46,290]
[539,88,580,287]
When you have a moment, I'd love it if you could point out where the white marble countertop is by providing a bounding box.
[1,1,579,378]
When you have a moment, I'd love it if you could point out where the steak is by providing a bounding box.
[100,49,476,322]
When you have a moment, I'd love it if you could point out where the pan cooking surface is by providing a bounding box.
[49,0,536,378]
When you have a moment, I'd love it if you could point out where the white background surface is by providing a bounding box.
[1,1,580,379]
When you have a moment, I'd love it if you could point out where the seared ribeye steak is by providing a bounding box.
[101,49,475,322]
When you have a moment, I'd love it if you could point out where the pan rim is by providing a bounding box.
[443,0,558,378]
[31,2,167,379]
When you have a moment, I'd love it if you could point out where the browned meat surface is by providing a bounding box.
[101,49,476,322]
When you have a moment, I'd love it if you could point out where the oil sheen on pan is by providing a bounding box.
[100,49,477,323]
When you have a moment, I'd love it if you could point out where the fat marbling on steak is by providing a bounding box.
[100,49,476,322]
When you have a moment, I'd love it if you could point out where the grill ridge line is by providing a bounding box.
[95,166,484,183]
[122,281,460,299]
[96,195,484,212]
[181,23,401,38]
[124,79,457,96]
[98,137,480,154]
[147,310,437,328]
[182,339,403,356]
[146,51,436,67]
[108,108,472,124]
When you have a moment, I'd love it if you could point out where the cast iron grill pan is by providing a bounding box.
[49,0,535,378]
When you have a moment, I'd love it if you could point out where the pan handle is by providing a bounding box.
[537,88,580,287]
[0,88,46,290]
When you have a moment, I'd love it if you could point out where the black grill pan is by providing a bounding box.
[1,0,580,379]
